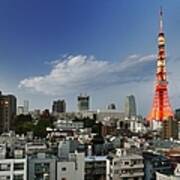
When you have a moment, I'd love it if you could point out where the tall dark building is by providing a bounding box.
[77,95,89,111]
[161,117,178,139]
[52,99,66,113]
[175,109,180,121]
[0,91,17,133]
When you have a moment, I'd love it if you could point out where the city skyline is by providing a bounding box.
[0,1,180,114]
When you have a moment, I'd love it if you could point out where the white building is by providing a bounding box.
[25,142,47,155]
[0,144,27,180]
[17,106,24,115]
[109,149,144,180]
[23,100,29,115]
[54,119,84,131]
[57,152,85,180]
[28,153,56,180]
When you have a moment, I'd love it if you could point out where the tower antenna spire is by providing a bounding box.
[160,6,163,33]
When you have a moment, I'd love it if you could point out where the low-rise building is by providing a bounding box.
[156,163,180,180]
[143,151,173,180]
[85,156,109,180]
[109,149,144,180]
[54,119,84,131]
[28,153,57,180]
[57,152,85,180]
[0,144,27,180]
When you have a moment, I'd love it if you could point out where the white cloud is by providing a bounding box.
[19,54,155,95]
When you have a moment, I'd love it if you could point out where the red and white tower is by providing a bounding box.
[147,8,174,125]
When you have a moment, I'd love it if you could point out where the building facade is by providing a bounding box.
[124,95,137,118]
[57,152,85,180]
[52,100,66,113]
[77,95,89,112]
[0,91,16,133]
[0,144,27,180]
[28,153,57,180]
[109,149,144,180]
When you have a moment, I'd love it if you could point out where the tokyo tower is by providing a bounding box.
[147,8,174,122]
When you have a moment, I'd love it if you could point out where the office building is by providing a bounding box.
[23,100,29,115]
[175,109,180,120]
[107,103,116,110]
[52,99,66,113]
[161,117,178,139]
[17,106,24,115]
[77,95,89,111]
[124,95,136,117]
[28,153,57,180]
[0,91,17,133]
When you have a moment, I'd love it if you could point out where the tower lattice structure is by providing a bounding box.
[147,8,174,121]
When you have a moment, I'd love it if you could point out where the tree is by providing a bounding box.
[14,114,34,135]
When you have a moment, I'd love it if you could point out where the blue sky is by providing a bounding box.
[0,0,180,114]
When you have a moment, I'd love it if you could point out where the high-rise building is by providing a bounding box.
[147,8,173,123]
[17,105,24,115]
[0,91,16,133]
[161,117,178,139]
[175,109,180,121]
[107,103,116,110]
[77,95,89,111]
[52,99,66,113]
[23,100,29,115]
[124,95,136,117]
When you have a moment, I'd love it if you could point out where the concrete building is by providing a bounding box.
[143,151,173,180]
[161,117,178,139]
[0,91,16,133]
[124,95,137,118]
[25,142,47,155]
[175,109,180,121]
[52,99,66,113]
[17,106,24,115]
[107,104,116,110]
[54,119,84,131]
[85,156,109,180]
[57,152,85,180]
[77,95,89,111]
[96,110,125,123]
[117,116,146,133]
[178,121,180,140]
[0,144,27,180]
[28,153,56,180]
[23,100,29,115]
[109,149,144,180]
[156,163,180,180]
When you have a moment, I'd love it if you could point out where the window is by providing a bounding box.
[0,163,11,171]
[62,167,66,171]
[0,176,10,180]
[14,163,24,170]
[13,174,24,180]
[124,161,129,165]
